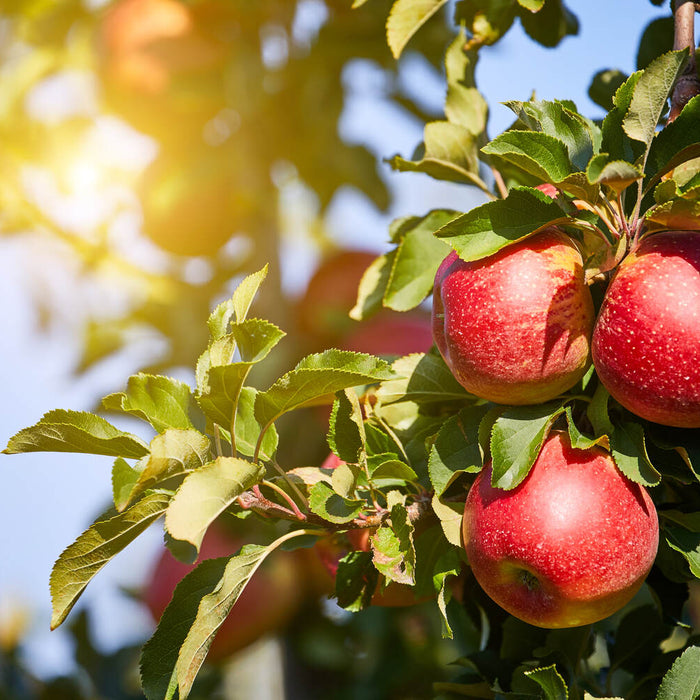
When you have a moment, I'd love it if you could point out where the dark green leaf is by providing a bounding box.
[328,389,366,465]
[102,374,194,433]
[428,406,487,497]
[601,71,644,163]
[587,381,614,436]
[435,186,569,261]
[165,457,265,551]
[454,0,517,49]
[50,492,170,630]
[3,409,149,459]
[610,421,661,487]
[564,407,604,451]
[636,16,674,71]
[367,454,418,481]
[518,0,578,49]
[490,402,565,489]
[588,69,628,112]
[664,524,700,578]
[335,550,378,611]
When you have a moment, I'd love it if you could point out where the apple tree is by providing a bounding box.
[4,1,700,699]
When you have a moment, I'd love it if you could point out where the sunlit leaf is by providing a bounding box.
[102,374,194,433]
[309,481,364,524]
[165,457,264,552]
[3,409,149,459]
[656,645,700,700]
[386,0,449,59]
[610,421,661,487]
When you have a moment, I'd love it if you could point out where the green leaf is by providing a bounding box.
[518,0,578,49]
[587,380,614,436]
[636,16,674,71]
[664,526,700,578]
[367,454,418,481]
[371,497,415,585]
[444,29,488,136]
[165,457,264,552]
[383,210,457,311]
[564,407,604,451]
[586,154,643,193]
[254,350,396,433]
[610,421,661,487]
[124,430,211,508]
[490,402,565,490]
[3,409,149,459]
[335,550,378,611]
[50,492,170,630]
[482,131,573,182]
[622,50,687,149]
[588,69,628,112]
[646,96,700,185]
[388,121,484,187]
[207,265,268,341]
[428,406,487,497]
[331,461,361,498]
[645,197,700,233]
[434,186,569,262]
[376,352,474,405]
[656,645,700,700]
[308,481,364,524]
[503,99,598,170]
[328,389,366,465]
[524,664,569,700]
[350,251,395,321]
[141,531,306,700]
[454,0,516,49]
[517,0,544,10]
[102,374,194,434]
[232,387,278,462]
[431,493,463,546]
[196,363,250,428]
[386,0,449,59]
[601,71,644,163]
[112,457,143,510]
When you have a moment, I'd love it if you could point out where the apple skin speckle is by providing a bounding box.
[432,228,594,405]
[592,231,700,428]
[462,431,659,629]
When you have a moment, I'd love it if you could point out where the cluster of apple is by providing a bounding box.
[432,225,700,628]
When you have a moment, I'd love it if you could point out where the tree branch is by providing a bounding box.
[669,0,700,122]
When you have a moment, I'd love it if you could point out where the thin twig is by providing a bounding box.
[213,424,224,457]
[261,479,307,520]
[491,167,508,199]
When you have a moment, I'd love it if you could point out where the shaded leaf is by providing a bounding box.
[518,0,578,49]
[610,421,662,487]
[328,389,366,464]
[523,664,568,700]
[335,550,378,611]
[586,154,643,193]
[51,492,170,630]
[309,481,364,524]
[588,69,628,112]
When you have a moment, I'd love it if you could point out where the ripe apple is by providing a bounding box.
[592,231,700,428]
[432,228,595,405]
[462,431,659,628]
[143,524,304,660]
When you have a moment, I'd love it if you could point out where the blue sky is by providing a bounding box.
[0,0,679,678]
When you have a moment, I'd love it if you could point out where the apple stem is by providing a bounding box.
[669,0,700,122]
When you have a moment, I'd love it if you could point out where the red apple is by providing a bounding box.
[143,525,304,660]
[592,231,700,428]
[462,431,658,628]
[432,228,594,405]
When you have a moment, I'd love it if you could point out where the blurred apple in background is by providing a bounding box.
[143,524,305,661]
